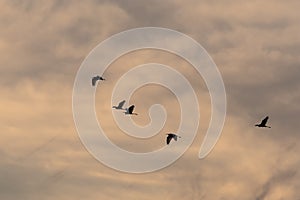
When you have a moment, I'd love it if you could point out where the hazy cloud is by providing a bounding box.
[0,0,299,199]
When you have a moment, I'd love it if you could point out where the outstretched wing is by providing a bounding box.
[173,135,178,141]
[261,116,269,126]
[128,105,135,114]
[118,100,126,108]
[92,77,97,86]
[166,135,172,145]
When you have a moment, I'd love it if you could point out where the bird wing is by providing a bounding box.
[118,100,126,108]
[128,105,134,114]
[166,135,172,145]
[92,77,97,86]
[261,116,269,126]
[173,135,178,141]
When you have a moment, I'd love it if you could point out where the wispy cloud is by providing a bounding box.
[0,0,299,199]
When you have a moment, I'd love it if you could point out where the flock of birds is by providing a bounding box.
[92,75,271,145]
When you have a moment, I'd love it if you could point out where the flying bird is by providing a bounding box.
[125,105,138,115]
[166,133,181,145]
[112,100,126,110]
[255,116,271,128]
[92,75,105,86]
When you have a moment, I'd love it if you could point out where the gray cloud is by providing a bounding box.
[0,0,300,199]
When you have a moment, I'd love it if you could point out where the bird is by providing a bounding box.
[255,116,271,128]
[124,105,138,115]
[112,100,126,110]
[166,133,181,145]
[92,75,105,86]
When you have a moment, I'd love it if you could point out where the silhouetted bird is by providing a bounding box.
[125,105,138,115]
[255,116,271,128]
[92,75,105,86]
[112,100,126,110]
[166,133,181,145]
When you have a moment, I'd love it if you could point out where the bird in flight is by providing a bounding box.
[125,105,138,115]
[255,116,271,128]
[112,100,126,110]
[92,75,105,86]
[166,133,181,145]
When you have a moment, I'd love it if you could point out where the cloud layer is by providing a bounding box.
[0,0,299,199]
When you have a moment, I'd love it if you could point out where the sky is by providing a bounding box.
[1,0,300,199]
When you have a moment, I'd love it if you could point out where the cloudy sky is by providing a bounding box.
[1,0,300,199]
